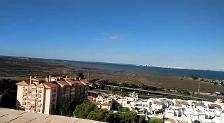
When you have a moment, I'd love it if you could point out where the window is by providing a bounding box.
[31,88,36,91]
[52,93,56,97]
[38,94,41,98]
[52,89,56,93]
[52,98,56,102]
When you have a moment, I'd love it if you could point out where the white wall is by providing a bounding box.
[44,89,51,114]
[16,85,24,109]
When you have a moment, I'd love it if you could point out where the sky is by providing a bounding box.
[0,0,224,70]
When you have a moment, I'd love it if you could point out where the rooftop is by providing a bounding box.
[0,108,102,123]
[16,76,89,88]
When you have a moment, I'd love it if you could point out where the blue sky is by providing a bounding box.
[0,0,224,70]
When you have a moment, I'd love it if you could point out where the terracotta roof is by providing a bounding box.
[175,103,182,107]
[88,96,95,102]
[29,83,37,87]
[16,81,29,86]
[36,83,45,88]
[174,100,188,107]
[43,82,59,88]
[95,102,111,106]
[175,100,188,105]
[195,102,205,107]
[80,79,90,85]
[153,100,163,105]
[17,77,88,88]
[65,79,82,85]
[161,99,174,105]
[209,104,222,109]
[56,80,70,87]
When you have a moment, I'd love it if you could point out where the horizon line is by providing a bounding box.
[0,54,224,72]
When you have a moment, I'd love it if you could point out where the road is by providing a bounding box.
[90,84,219,101]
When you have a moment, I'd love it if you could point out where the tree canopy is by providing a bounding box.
[73,100,97,118]
[149,118,163,123]
[73,100,155,123]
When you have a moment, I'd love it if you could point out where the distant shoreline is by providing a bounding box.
[0,55,224,80]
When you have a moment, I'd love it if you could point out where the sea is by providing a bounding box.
[1,56,224,80]
[62,60,224,80]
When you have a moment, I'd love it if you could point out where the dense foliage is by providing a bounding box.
[87,109,109,121]
[148,118,163,123]
[0,79,17,108]
[74,100,98,118]
[75,73,85,80]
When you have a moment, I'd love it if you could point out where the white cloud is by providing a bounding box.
[100,32,124,41]
[110,34,123,41]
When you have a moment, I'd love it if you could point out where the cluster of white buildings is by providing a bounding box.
[92,92,224,123]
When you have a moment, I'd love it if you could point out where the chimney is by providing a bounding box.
[48,75,51,82]
[29,76,32,85]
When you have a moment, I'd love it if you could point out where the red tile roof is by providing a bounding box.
[16,81,29,86]
[64,78,82,85]
[56,80,70,87]
[80,79,90,85]
[88,96,95,102]
[36,83,45,88]
[43,82,59,88]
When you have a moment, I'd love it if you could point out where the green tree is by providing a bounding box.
[73,100,97,118]
[76,73,85,80]
[105,112,121,123]
[87,109,109,121]
[149,118,163,123]
[137,115,147,123]
[58,101,70,116]
[120,107,130,112]
[0,79,17,109]
[0,89,16,108]
[118,111,138,123]
[74,101,149,123]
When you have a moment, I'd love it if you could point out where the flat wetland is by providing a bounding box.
[0,56,224,93]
